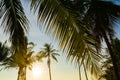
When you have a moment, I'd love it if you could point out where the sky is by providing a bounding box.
[0,0,120,80]
[0,1,88,80]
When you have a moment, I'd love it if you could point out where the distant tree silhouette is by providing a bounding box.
[37,43,60,80]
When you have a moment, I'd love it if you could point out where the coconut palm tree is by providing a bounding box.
[0,41,35,80]
[37,43,60,80]
[31,0,120,79]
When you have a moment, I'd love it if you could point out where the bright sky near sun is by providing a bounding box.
[0,0,120,80]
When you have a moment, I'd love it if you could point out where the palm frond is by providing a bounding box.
[0,57,18,70]
[0,41,10,62]
[52,53,60,56]
[51,55,58,62]
[0,0,29,46]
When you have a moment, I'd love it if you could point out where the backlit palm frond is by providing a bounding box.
[0,0,29,46]
[51,54,58,62]
[52,53,60,56]
[31,0,100,60]
[31,0,79,41]
[31,0,102,78]
[25,53,34,66]
[36,52,45,61]
[67,39,103,78]
[85,47,103,78]
[0,41,10,62]
[25,42,36,65]
[27,42,35,55]
[0,57,18,70]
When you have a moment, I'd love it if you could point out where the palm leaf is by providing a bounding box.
[52,53,60,56]
[0,0,29,46]
[51,55,58,62]
[0,41,10,62]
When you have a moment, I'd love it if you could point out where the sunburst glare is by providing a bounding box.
[32,62,43,78]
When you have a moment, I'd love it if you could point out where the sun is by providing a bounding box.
[32,63,43,78]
